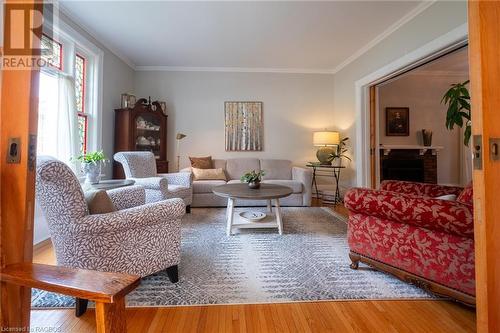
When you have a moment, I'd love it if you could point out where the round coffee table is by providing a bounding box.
[212,183,293,236]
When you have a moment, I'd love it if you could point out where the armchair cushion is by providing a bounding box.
[457,183,473,206]
[344,188,474,238]
[84,190,116,215]
[380,180,463,197]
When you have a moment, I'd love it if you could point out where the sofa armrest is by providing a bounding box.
[64,198,185,235]
[380,180,463,197]
[107,185,145,210]
[158,172,193,188]
[292,167,313,206]
[344,188,474,238]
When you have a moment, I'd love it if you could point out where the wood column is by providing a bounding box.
[0,0,42,330]
[468,1,500,332]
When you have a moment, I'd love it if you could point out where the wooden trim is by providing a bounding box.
[468,1,500,332]
[1,263,140,304]
[1,1,42,330]
[369,85,377,188]
[349,251,476,307]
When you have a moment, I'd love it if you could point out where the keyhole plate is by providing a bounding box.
[490,138,500,161]
[6,137,21,164]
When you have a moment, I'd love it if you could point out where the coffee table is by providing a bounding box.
[212,183,293,236]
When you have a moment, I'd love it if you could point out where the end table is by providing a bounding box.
[306,163,345,204]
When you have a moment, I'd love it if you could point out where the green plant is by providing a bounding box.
[240,170,266,183]
[441,80,471,146]
[328,137,351,163]
[73,150,108,164]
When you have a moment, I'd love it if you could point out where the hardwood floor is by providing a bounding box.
[30,202,476,333]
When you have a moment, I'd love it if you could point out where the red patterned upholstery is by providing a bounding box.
[457,183,474,205]
[344,181,475,297]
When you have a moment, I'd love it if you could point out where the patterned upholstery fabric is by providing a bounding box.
[36,156,185,277]
[457,183,474,205]
[344,181,475,296]
[380,180,464,197]
[114,152,193,206]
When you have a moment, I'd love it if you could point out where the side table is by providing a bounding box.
[306,163,345,204]
[81,179,135,191]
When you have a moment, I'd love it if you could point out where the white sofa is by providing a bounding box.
[182,158,313,207]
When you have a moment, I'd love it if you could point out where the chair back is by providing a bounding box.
[35,156,88,226]
[114,151,157,178]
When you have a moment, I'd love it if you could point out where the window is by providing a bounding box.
[75,54,87,154]
[37,25,102,162]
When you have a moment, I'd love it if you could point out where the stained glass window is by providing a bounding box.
[41,34,62,70]
[75,54,87,154]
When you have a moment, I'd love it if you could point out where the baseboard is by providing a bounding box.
[33,238,52,251]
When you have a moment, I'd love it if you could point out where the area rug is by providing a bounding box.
[31,207,434,308]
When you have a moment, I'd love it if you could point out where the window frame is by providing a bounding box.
[42,18,104,155]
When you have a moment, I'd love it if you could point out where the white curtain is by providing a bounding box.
[460,127,473,185]
[37,72,80,171]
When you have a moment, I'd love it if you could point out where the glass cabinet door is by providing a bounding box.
[134,113,162,159]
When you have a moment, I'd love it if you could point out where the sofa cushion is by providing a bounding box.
[189,156,212,169]
[192,168,226,181]
[262,180,302,193]
[193,180,227,193]
[226,158,260,180]
[260,159,292,180]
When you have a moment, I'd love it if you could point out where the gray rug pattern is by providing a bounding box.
[32,207,433,308]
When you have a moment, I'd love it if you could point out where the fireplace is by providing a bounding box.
[380,147,439,184]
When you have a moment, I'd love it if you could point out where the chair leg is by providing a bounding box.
[166,265,179,283]
[349,251,361,270]
[75,297,88,317]
[186,205,191,214]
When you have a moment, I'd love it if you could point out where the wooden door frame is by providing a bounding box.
[354,24,468,188]
[468,1,500,332]
[1,0,42,330]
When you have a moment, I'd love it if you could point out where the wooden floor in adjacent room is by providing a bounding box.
[31,202,476,333]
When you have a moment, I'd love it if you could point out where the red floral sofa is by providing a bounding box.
[344,180,475,305]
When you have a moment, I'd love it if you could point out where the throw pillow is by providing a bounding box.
[192,168,227,181]
[434,194,457,201]
[84,190,117,214]
[189,156,213,169]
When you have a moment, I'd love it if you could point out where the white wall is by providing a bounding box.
[134,71,335,171]
[378,72,468,185]
[333,1,468,186]
[34,12,135,245]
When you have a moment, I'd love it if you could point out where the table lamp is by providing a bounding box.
[176,133,187,171]
[313,131,340,165]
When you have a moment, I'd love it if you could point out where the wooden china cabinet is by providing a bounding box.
[113,99,168,179]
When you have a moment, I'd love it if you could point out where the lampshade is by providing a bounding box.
[313,131,340,146]
[176,133,187,140]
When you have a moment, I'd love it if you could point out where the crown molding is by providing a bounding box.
[134,66,335,74]
[56,2,137,70]
[406,69,469,78]
[331,1,436,74]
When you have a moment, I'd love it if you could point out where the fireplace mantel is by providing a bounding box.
[380,144,444,156]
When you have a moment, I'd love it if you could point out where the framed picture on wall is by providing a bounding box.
[386,107,409,136]
[225,101,263,151]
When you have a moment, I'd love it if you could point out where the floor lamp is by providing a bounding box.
[176,133,187,171]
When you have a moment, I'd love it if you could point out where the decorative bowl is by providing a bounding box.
[239,211,266,222]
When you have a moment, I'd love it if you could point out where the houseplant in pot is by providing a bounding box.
[441,80,471,146]
[74,150,108,184]
[240,170,266,189]
[328,137,351,166]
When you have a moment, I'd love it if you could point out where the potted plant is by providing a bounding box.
[240,170,266,189]
[328,137,351,166]
[74,150,108,184]
[441,80,471,146]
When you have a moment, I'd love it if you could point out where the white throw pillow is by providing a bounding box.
[434,194,457,201]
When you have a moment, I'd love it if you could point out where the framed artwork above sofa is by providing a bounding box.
[224,101,263,151]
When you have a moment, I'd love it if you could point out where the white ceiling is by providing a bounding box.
[59,1,427,72]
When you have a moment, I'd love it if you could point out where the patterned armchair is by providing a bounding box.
[114,151,193,212]
[35,156,185,280]
[344,180,475,305]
